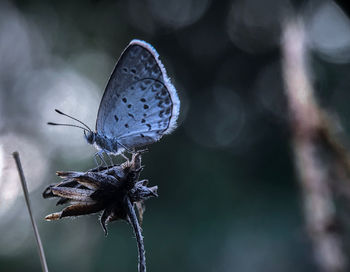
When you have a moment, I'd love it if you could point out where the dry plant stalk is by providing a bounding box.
[12,151,49,272]
[281,19,350,272]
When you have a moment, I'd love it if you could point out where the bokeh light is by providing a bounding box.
[255,61,287,120]
[147,0,211,29]
[226,0,291,53]
[306,0,350,63]
[185,86,245,149]
[36,67,100,159]
[0,133,47,214]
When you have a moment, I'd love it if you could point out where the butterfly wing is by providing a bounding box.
[96,40,180,149]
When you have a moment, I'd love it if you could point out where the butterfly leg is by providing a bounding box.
[106,152,114,166]
[94,150,108,167]
[116,141,132,162]
[93,154,101,167]
[120,153,130,162]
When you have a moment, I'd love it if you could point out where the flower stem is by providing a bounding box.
[126,197,146,272]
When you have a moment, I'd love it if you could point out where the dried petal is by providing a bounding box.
[135,201,145,225]
[149,186,158,197]
[56,171,84,178]
[60,203,103,218]
[74,177,101,190]
[51,187,94,201]
[45,212,61,221]
[42,185,56,199]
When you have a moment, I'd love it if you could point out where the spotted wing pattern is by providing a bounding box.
[96,40,180,150]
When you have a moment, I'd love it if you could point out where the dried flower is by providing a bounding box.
[43,153,157,236]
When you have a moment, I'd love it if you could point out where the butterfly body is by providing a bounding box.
[85,132,123,155]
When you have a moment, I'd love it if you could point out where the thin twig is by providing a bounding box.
[126,197,146,272]
[12,151,49,272]
[281,19,348,272]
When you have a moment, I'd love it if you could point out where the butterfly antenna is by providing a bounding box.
[47,122,90,132]
[54,109,92,131]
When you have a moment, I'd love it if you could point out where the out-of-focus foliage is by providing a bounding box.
[1,0,350,271]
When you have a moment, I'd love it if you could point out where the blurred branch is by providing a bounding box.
[282,18,350,272]
[12,151,49,272]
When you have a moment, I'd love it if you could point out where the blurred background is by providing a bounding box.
[1,0,350,271]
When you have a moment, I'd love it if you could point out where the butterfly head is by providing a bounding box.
[84,130,96,145]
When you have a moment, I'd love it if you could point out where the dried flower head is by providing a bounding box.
[43,153,157,236]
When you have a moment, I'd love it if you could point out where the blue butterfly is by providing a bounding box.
[49,40,180,158]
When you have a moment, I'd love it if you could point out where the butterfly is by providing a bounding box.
[49,40,180,158]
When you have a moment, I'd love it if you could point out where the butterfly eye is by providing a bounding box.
[84,131,95,144]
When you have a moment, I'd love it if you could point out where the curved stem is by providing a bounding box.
[126,197,146,272]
